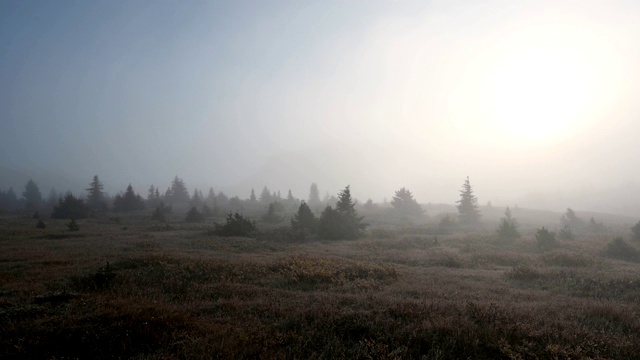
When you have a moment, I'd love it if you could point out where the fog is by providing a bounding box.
[2,1,640,215]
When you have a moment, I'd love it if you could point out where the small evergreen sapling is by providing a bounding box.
[67,219,80,231]
[185,206,204,223]
[497,207,520,240]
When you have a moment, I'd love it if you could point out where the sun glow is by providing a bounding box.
[490,46,595,142]
[445,15,626,148]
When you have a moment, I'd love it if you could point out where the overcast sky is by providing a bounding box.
[2,1,640,214]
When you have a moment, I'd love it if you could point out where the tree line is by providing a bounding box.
[0,174,494,239]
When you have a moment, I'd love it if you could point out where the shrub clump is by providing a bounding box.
[536,227,557,249]
[604,237,640,262]
[213,212,258,237]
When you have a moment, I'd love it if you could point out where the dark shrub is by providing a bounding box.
[604,237,640,262]
[52,192,90,219]
[214,212,258,237]
[536,227,557,249]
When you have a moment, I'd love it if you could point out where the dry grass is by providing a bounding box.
[1,215,640,358]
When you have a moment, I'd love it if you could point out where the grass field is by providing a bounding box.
[2,214,640,359]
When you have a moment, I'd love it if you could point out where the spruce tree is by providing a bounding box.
[113,184,145,212]
[85,175,107,212]
[259,186,272,204]
[308,183,321,206]
[291,201,317,232]
[52,192,90,219]
[497,207,520,240]
[262,202,284,223]
[319,185,367,239]
[391,187,424,218]
[167,176,189,204]
[22,179,43,210]
[456,177,480,226]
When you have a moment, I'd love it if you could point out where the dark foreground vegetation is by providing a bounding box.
[2,213,640,359]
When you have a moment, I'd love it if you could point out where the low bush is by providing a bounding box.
[604,237,640,262]
[536,227,557,249]
[213,212,258,237]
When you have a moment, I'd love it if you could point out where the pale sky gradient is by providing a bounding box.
[2,1,640,214]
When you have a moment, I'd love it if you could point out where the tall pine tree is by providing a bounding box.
[456,177,480,226]
[85,175,107,212]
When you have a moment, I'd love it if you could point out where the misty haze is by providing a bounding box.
[3,1,640,358]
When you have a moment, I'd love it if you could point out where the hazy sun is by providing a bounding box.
[448,16,624,148]
[490,46,594,142]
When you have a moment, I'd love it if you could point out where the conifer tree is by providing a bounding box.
[0,187,20,210]
[259,186,272,204]
[319,185,367,239]
[497,207,520,240]
[456,177,480,226]
[113,184,145,212]
[391,187,424,218]
[291,201,317,232]
[46,188,59,209]
[23,179,43,210]
[207,188,216,206]
[52,192,90,219]
[85,175,107,212]
[166,176,189,204]
[262,202,284,223]
[308,183,321,206]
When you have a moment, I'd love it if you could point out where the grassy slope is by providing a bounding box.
[1,215,640,359]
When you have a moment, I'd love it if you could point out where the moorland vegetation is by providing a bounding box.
[2,175,640,358]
